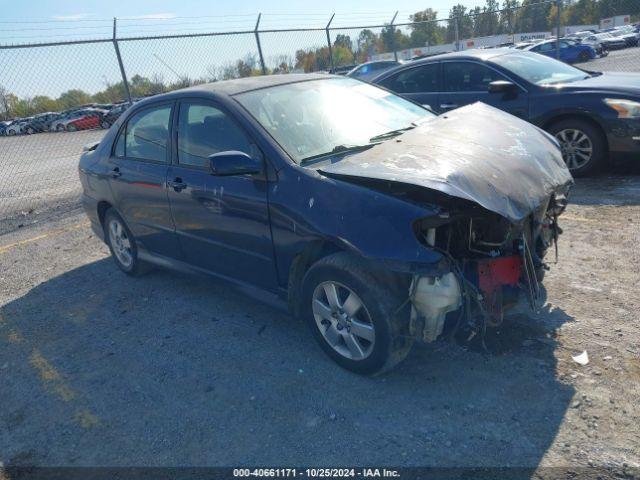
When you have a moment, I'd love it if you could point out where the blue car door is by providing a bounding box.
[166,100,278,290]
[438,60,529,119]
[377,62,441,112]
[108,102,182,258]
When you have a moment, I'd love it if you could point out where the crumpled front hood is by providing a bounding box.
[319,102,573,222]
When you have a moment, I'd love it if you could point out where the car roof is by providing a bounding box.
[408,48,518,63]
[153,73,332,101]
[371,48,521,81]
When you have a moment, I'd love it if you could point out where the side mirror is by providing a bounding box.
[488,80,518,94]
[208,151,261,176]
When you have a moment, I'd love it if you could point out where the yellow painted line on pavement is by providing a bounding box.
[75,409,101,428]
[2,316,100,428]
[29,349,77,402]
[0,221,89,255]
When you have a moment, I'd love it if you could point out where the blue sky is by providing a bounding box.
[2,0,485,33]
[0,0,485,99]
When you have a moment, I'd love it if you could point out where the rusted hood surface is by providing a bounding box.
[320,102,573,222]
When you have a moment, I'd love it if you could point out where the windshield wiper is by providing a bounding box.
[369,124,417,142]
[299,143,376,165]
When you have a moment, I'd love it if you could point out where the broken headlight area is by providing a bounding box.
[409,194,566,343]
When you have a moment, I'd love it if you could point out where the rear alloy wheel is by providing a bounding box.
[104,209,150,276]
[26,127,35,134]
[578,50,590,62]
[548,119,606,176]
[301,253,413,375]
[7,129,16,136]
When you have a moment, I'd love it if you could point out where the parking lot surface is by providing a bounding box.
[575,46,640,72]
[0,171,638,474]
[0,130,105,232]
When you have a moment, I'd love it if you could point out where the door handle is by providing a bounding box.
[111,167,122,179]
[168,178,187,192]
[440,103,458,110]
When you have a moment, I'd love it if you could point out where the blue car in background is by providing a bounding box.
[525,39,596,63]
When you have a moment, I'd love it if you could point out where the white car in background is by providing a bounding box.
[5,119,28,135]
[569,31,609,57]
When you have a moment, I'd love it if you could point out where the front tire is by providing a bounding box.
[103,209,149,276]
[301,253,413,375]
[548,118,606,176]
[67,124,77,132]
[578,50,590,62]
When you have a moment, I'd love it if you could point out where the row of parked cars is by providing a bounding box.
[0,102,130,137]
[347,23,640,82]
[513,24,640,63]
[344,42,639,177]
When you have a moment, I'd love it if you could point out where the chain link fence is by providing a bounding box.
[1,0,639,232]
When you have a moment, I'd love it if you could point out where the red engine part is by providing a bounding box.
[476,255,522,325]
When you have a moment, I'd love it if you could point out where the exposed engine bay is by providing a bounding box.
[318,102,574,344]
[410,192,568,344]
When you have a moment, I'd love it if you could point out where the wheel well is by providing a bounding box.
[97,201,112,227]
[286,242,412,318]
[287,241,343,317]
[542,114,609,153]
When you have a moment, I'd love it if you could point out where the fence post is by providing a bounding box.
[455,16,460,51]
[326,14,335,73]
[254,14,267,75]
[556,0,562,59]
[390,11,399,62]
[112,18,132,104]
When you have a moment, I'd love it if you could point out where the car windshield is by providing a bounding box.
[492,52,589,85]
[235,77,434,163]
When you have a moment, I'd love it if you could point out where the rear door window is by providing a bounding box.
[114,104,172,162]
[443,62,505,92]
[380,64,440,93]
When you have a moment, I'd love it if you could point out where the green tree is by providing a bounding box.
[446,4,474,42]
[409,9,445,46]
[58,89,92,109]
[499,0,521,33]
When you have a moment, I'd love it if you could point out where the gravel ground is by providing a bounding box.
[0,171,638,476]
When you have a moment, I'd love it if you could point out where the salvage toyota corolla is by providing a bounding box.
[79,74,572,374]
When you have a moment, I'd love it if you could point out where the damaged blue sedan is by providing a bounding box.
[79,74,572,374]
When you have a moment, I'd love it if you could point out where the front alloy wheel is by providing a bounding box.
[312,281,375,361]
[549,118,606,176]
[555,128,593,170]
[301,253,413,375]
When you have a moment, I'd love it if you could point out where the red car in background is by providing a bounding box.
[65,109,108,131]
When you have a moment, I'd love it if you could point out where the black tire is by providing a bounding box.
[7,129,16,136]
[547,118,607,177]
[103,209,150,276]
[26,127,35,135]
[56,124,64,132]
[67,124,77,132]
[578,50,590,62]
[300,252,413,375]
[100,120,110,129]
